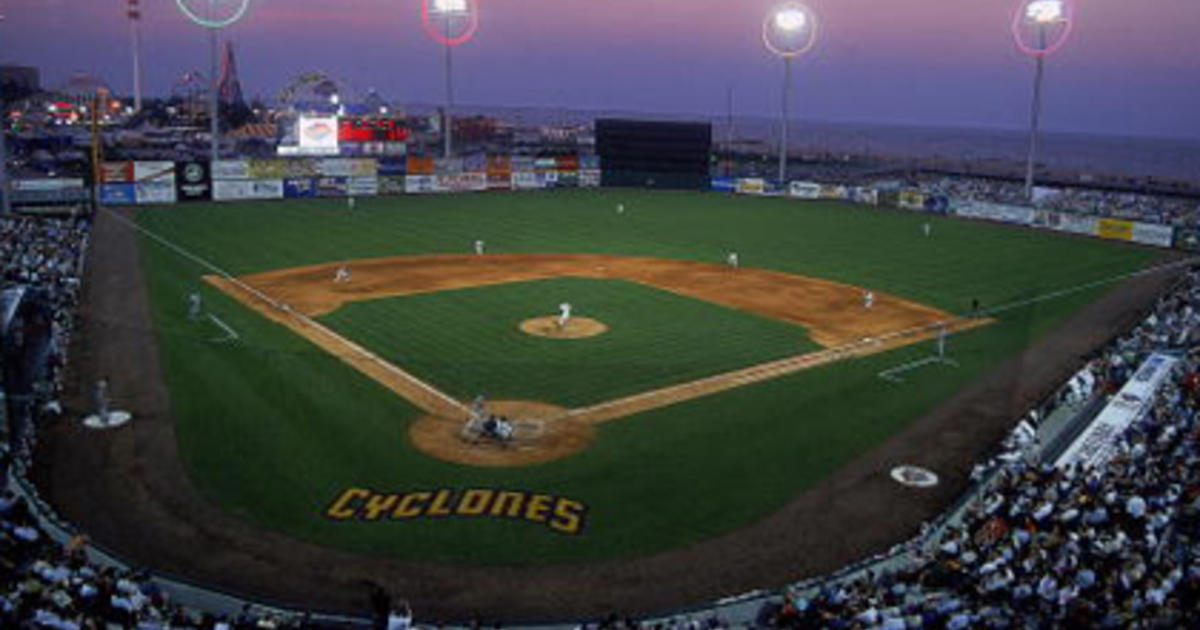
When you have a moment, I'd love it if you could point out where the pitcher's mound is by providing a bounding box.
[409,400,595,467]
[519,316,608,339]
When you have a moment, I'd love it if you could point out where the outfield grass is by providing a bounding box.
[134,190,1158,564]
[318,277,819,407]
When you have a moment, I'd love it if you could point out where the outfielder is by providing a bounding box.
[727,251,740,269]
[474,239,485,255]
[616,203,625,214]
[347,196,357,211]
[558,302,572,329]
[923,222,932,237]
[863,290,875,310]
[334,265,352,283]
[187,292,203,320]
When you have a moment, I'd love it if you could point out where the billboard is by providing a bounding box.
[99,183,137,205]
[284,178,318,198]
[347,176,380,196]
[954,201,1035,226]
[100,162,135,183]
[214,179,284,201]
[135,181,177,205]
[788,181,820,199]
[1096,218,1134,242]
[897,189,925,210]
[378,175,407,195]
[298,116,340,155]
[405,175,437,194]
[316,177,350,196]
[436,173,487,193]
[212,160,250,180]
[1131,222,1173,248]
[511,171,541,190]
[736,178,766,195]
[174,161,212,202]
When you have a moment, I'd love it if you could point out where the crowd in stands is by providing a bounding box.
[766,269,1200,629]
[0,214,90,422]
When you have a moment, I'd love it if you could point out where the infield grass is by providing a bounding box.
[133,189,1159,564]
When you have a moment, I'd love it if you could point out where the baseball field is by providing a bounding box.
[38,188,1173,620]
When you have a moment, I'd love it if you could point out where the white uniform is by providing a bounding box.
[727,251,739,269]
[863,291,875,310]
[617,203,625,214]
[923,222,931,237]
[334,265,351,283]
[347,196,356,210]
[474,239,485,255]
[558,302,572,328]
[187,292,203,320]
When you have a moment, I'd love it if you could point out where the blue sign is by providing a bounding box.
[710,177,737,192]
[283,178,317,198]
[99,183,136,205]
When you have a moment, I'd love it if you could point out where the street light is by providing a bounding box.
[763,2,818,186]
[175,0,251,164]
[421,0,479,159]
[1012,0,1074,200]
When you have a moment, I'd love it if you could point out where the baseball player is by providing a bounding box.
[922,222,932,237]
[347,196,357,211]
[558,302,572,329]
[474,239,485,255]
[726,251,740,269]
[863,290,875,310]
[93,377,110,424]
[471,393,487,419]
[187,292,203,320]
[616,203,625,214]
[334,265,352,283]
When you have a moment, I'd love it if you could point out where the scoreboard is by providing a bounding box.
[338,118,409,143]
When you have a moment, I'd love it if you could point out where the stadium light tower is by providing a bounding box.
[421,0,479,159]
[175,0,251,163]
[763,3,818,186]
[1012,0,1074,200]
[0,7,8,215]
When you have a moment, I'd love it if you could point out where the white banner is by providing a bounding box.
[1131,222,1174,248]
[511,171,542,190]
[134,161,176,184]
[579,169,602,188]
[788,181,821,200]
[851,187,879,206]
[14,178,86,192]
[213,179,284,201]
[436,172,487,193]
[404,175,438,194]
[1055,213,1098,236]
[954,201,1036,226]
[212,160,250,180]
[135,181,177,204]
[1056,353,1178,470]
[347,176,379,196]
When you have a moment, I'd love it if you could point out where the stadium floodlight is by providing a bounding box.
[175,0,252,164]
[330,93,340,106]
[762,2,818,186]
[1012,0,1075,200]
[421,0,479,159]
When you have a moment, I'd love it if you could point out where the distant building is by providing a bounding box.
[1,65,41,97]
[218,41,245,107]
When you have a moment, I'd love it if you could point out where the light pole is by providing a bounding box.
[421,0,479,159]
[175,0,251,163]
[763,3,818,186]
[128,0,143,111]
[0,9,9,215]
[1013,0,1074,200]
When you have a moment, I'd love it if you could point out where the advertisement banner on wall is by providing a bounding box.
[99,183,137,205]
[407,156,436,175]
[347,176,380,196]
[897,189,925,210]
[788,181,820,199]
[511,156,536,172]
[487,172,513,190]
[213,179,284,201]
[174,161,212,202]
[404,175,437,194]
[850,187,879,206]
[316,177,349,197]
[511,171,541,190]
[819,185,848,200]
[555,154,580,173]
[954,201,1035,226]
[248,159,319,179]
[434,157,464,175]
[533,157,557,172]
[736,178,766,195]
[378,175,406,195]
[436,172,487,193]
[212,160,250,180]
[1131,222,1173,248]
[924,195,950,214]
[377,158,407,176]
[1055,353,1177,470]
[101,162,135,183]
[284,178,318,198]
[135,181,177,205]
[1096,218,1134,242]
[580,169,602,188]
[298,116,340,155]
[579,154,601,170]
[1053,213,1097,236]
[555,172,580,188]
[134,161,176,185]
[1175,229,1200,252]
[711,177,737,193]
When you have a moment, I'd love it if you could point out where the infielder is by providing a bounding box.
[726,251,740,269]
[474,239,485,255]
[334,265,352,283]
[863,290,875,310]
[558,302,572,329]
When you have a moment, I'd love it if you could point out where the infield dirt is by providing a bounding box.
[206,253,990,466]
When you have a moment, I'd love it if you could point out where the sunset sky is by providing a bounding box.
[3,0,1198,138]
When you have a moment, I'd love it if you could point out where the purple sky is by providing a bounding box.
[3,0,1199,138]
